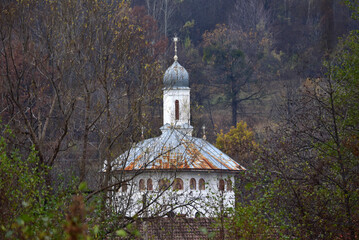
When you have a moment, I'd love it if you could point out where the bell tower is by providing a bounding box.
[162,37,192,134]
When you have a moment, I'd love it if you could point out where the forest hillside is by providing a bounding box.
[133,0,358,140]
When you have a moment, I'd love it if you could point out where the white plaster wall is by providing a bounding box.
[163,88,190,126]
[113,171,236,218]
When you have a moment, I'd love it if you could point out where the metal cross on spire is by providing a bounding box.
[202,125,207,140]
[173,35,179,61]
[141,126,145,140]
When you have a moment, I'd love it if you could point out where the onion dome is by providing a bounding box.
[163,61,189,88]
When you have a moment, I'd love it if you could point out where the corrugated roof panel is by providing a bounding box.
[112,128,245,172]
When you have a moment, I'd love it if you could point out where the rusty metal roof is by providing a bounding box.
[111,125,245,172]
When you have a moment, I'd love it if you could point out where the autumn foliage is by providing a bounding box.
[216,121,259,166]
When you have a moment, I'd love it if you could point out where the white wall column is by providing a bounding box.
[163,87,190,126]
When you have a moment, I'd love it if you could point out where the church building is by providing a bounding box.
[108,37,245,218]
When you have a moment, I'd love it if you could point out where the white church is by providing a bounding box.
[107,38,245,218]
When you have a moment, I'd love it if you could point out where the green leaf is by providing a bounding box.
[199,227,208,234]
[93,225,99,236]
[245,182,254,191]
[79,182,88,192]
[5,230,13,238]
[16,217,25,226]
[116,229,128,237]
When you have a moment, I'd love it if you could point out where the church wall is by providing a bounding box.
[113,170,236,218]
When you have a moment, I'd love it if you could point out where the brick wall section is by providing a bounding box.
[137,217,220,240]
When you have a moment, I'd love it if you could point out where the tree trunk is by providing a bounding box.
[230,74,238,126]
[320,0,334,53]
[164,0,168,37]
[80,91,90,182]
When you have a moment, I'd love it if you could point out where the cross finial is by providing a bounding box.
[173,35,179,61]
[141,126,145,140]
[202,125,206,140]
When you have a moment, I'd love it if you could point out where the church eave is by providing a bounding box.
[111,129,245,172]
[110,168,244,174]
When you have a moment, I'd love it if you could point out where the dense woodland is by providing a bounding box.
[1,0,359,239]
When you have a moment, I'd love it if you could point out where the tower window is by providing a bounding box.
[199,178,205,190]
[190,178,196,190]
[175,100,179,120]
[173,178,184,190]
[147,179,153,191]
[219,179,225,191]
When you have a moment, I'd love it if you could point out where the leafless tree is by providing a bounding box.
[144,0,178,37]
[229,0,272,33]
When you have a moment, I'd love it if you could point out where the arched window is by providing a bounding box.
[173,178,183,190]
[175,100,179,120]
[190,178,196,190]
[159,179,170,191]
[219,179,225,191]
[139,179,145,191]
[121,182,128,192]
[199,178,205,190]
[147,178,153,191]
[226,179,233,192]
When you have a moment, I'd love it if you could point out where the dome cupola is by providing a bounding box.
[163,61,189,88]
[163,36,189,89]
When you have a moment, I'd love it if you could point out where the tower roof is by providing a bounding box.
[111,126,244,172]
[163,36,189,88]
[163,61,189,88]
